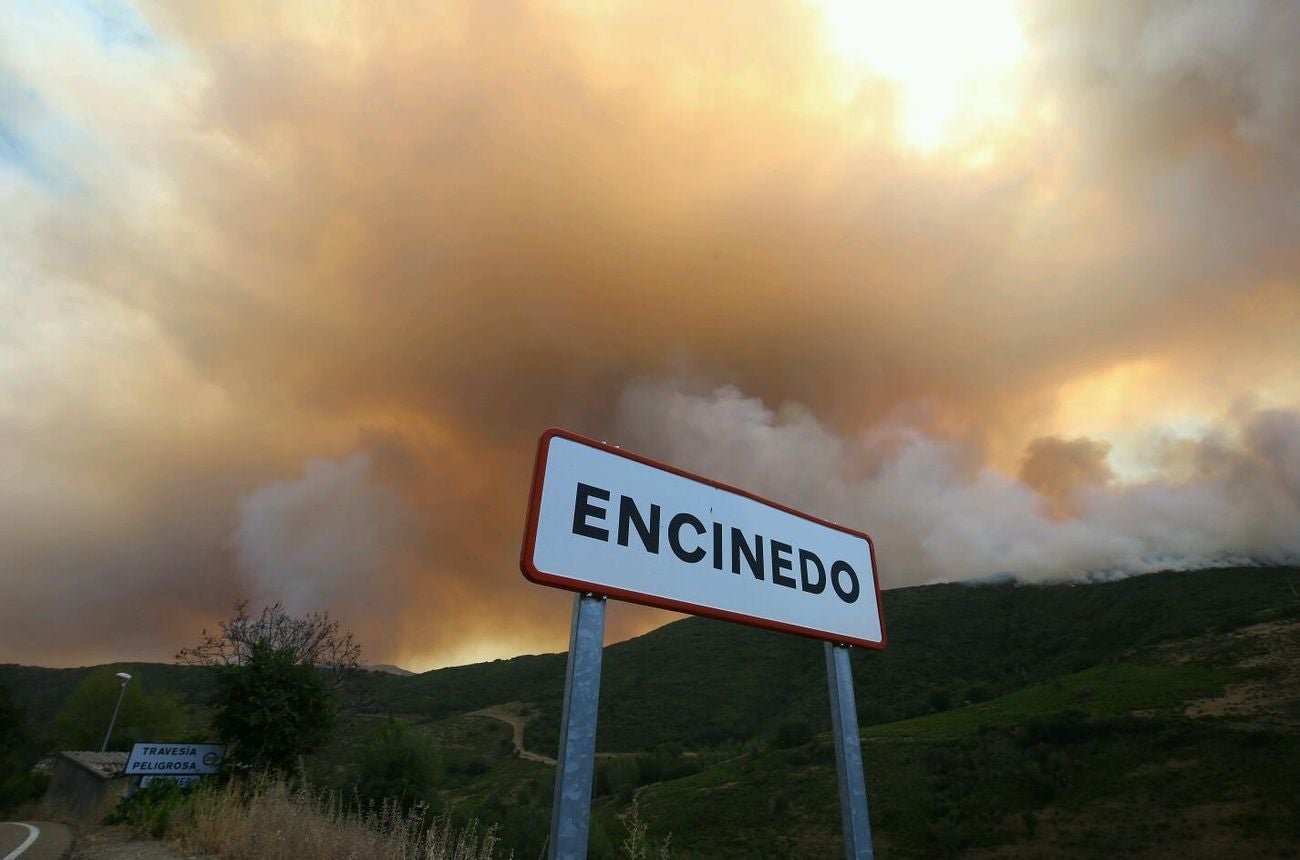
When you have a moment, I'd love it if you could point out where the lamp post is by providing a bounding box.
[100,672,132,753]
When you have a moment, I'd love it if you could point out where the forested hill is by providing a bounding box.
[6,566,1299,857]
[5,566,1296,752]
[358,565,1300,755]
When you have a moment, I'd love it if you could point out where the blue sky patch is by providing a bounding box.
[0,76,85,194]
[75,0,159,51]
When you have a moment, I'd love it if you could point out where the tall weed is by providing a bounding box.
[176,775,504,860]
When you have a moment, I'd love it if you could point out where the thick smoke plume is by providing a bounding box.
[0,0,1297,667]
[231,452,409,617]
[617,380,1300,585]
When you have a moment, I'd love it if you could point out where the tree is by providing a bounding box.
[0,682,47,815]
[211,641,335,774]
[54,668,184,751]
[351,719,443,811]
[180,602,362,774]
[0,683,25,760]
[177,601,360,688]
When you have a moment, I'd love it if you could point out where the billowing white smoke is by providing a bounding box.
[1025,0,1300,289]
[615,380,1300,586]
[231,451,411,614]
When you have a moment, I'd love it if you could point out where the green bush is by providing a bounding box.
[0,770,48,815]
[108,779,196,837]
[352,719,443,812]
[0,682,46,816]
[212,641,335,774]
[594,756,640,798]
[774,720,812,749]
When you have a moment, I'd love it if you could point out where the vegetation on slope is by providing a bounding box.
[4,565,1299,857]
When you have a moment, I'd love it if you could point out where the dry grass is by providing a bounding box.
[176,776,506,860]
[618,800,671,860]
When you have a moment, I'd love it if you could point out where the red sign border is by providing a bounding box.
[520,427,887,650]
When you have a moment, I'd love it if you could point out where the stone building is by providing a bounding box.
[44,751,129,820]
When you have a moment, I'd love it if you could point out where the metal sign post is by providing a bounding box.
[549,592,607,860]
[826,642,874,859]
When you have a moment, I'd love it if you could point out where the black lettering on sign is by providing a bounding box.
[769,540,796,589]
[799,549,826,594]
[668,512,706,563]
[831,560,860,603]
[572,483,610,541]
[618,495,661,553]
[731,529,764,580]
[563,481,871,609]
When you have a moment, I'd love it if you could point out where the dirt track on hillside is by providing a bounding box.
[467,702,557,765]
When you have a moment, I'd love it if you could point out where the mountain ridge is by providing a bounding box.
[4,565,1298,857]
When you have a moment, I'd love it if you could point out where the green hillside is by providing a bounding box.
[0,661,213,742]
[373,565,1299,758]
[4,565,1299,858]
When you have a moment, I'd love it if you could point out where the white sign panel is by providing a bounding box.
[125,743,225,775]
[521,429,886,648]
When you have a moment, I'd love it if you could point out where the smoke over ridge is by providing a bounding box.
[0,0,1297,667]
[617,380,1300,586]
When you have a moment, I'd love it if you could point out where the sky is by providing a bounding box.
[2,0,1298,671]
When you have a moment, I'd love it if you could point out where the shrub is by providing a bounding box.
[0,682,48,816]
[212,642,335,774]
[352,719,443,812]
[108,779,195,838]
[0,770,48,816]
[595,757,640,798]
[774,720,813,749]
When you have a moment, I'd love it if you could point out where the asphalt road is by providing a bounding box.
[0,821,72,860]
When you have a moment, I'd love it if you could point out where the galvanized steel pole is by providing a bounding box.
[826,642,874,859]
[101,674,132,753]
[548,593,607,860]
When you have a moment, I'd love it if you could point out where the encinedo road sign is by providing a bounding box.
[522,428,885,860]
[521,428,885,648]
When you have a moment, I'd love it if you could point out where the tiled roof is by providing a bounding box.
[61,750,128,778]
